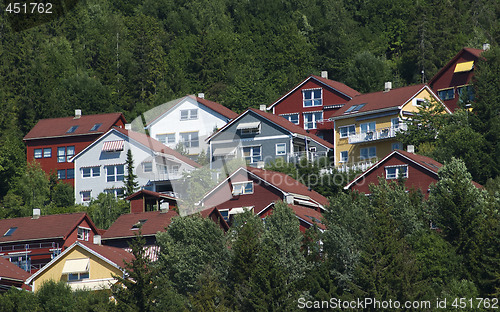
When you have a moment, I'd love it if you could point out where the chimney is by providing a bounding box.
[407,145,415,153]
[321,71,328,79]
[160,202,169,213]
[483,43,490,51]
[93,235,101,245]
[125,123,132,130]
[198,93,205,99]
[32,209,41,219]
[74,109,82,119]
[259,104,267,111]
[285,195,294,204]
[384,82,392,92]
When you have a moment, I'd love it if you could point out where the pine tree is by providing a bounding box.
[125,149,139,196]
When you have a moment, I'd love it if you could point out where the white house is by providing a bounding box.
[71,127,200,205]
[133,94,238,157]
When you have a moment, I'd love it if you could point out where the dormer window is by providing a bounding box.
[90,123,102,131]
[303,88,322,107]
[131,219,147,230]
[67,126,79,133]
[385,165,408,179]
[232,181,253,195]
[77,227,90,241]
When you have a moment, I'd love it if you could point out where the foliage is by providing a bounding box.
[86,193,130,229]
[124,149,139,196]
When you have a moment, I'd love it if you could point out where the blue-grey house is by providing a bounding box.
[207,108,334,169]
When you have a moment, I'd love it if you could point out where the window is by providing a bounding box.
[340,151,348,163]
[57,146,74,162]
[232,181,253,195]
[281,113,299,125]
[81,191,91,202]
[344,103,366,114]
[58,169,66,180]
[304,112,322,130]
[4,227,17,237]
[34,148,43,159]
[457,85,474,103]
[360,147,376,160]
[68,272,89,281]
[392,142,402,151]
[180,132,199,148]
[66,146,75,161]
[276,143,286,155]
[67,169,74,179]
[143,162,153,172]
[105,188,125,198]
[106,164,125,182]
[437,88,455,101]
[77,227,90,241]
[385,165,408,179]
[90,123,102,131]
[180,109,198,120]
[360,122,376,134]
[303,89,322,107]
[219,209,229,222]
[131,219,147,230]
[66,125,79,133]
[82,167,100,178]
[170,165,180,175]
[391,118,400,129]
[43,148,51,158]
[413,99,425,107]
[339,125,356,138]
[157,133,175,144]
[242,146,262,163]
[240,126,260,135]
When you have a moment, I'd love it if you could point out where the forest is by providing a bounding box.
[0,0,499,309]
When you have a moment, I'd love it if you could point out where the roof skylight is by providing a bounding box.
[66,125,79,133]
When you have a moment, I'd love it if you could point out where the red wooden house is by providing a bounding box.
[23,111,126,186]
[0,212,100,273]
[200,166,328,223]
[258,203,326,233]
[429,46,488,112]
[0,256,31,291]
[344,149,482,197]
[268,72,360,143]
[126,189,179,214]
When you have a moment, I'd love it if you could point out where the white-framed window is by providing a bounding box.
[340,151,348,163]
[391,118,400,129]
[106,164,125,182]
[170,165,180,175]
[67,169,74,179]
[180,109,198,120]
[385,165,408,179]
[57,169,66,180]
[82,166,100,178]
[157,133,175,144]
[81,191,91,202]
[43,148,51,158]
[276,143,286,155]
[303,88,322,107]
[281,113,299,125]
[34,148,43,159]
[392,142,402,151]
[241,126,260,135]
[180,132,199,148]
[232,181,254,195]
[413,98,425,107]
[57,146,74,163]
[242,146,262,163]
[105,188,125,198]
[66,146,75,161]
[360,147,376,160]
[304,112,322,130]
[77,227,90,241]
[143,162,153,172]
[339,125,356,138]
[437,87,454,101]
[68,272,89,281]
[360,122,376,134]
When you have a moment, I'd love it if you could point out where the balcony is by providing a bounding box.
[288,151,329,163]
[336,159,377,173]
[348,124,407,144]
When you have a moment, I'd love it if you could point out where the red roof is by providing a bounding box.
[214,108,334,149]
[113,127,201,168]
[78,241,134,267]
[429,48,485,86]
[288,204,326,230]
[0,256,31,282]
[23,112,126,140]
[125,189,177,201]
[145,95,237,126]
[0,213,97,244]
[331,84,427,117]
[101,210,179,239]
[268,75,360,109]
[247,167,329,207]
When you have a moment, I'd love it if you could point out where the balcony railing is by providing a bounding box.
[288,151,329,163]
[348,124,407,144]
[336,159,378,173]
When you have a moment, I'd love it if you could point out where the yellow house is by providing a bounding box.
[26,241,134,292]
[330,83,449,171]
